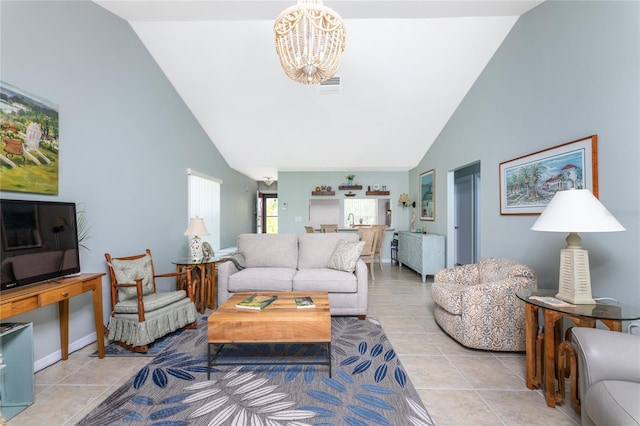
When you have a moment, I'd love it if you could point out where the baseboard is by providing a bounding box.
[33,331,97,372]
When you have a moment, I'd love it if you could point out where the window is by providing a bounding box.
[187,169,221,250]
[308,198,390,229]
[343,199,377,226]
[264,194,278,234]
[257,192,277,234]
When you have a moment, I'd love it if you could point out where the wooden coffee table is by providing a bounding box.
[207,291,332,378]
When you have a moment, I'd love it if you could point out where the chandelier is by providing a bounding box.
[273,0,346,84]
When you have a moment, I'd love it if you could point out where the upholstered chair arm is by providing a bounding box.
[572,328,640,391]
[434,263,479,286]
[217,260,239,306]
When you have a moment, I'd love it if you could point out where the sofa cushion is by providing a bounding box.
[294,268,358,293]
[110,254,154,302]
[237,233,298,269]
[227,267,295,292]
[114,290,187,314]
[327,238,365,273]
[298,233,360,269]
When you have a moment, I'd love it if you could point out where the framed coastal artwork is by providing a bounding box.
[499,135,598,215]
[420,169,435,221]
[0,81,59,195]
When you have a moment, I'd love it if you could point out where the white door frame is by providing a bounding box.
[446,165,480,267]
[447,172,456,267]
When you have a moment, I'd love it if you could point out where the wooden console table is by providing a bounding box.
[0,273,106,359]
[517,289,640,408]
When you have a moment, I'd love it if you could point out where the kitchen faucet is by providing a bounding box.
[347,213,355,227]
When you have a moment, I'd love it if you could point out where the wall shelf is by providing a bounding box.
[366,191,390,196]
[338,185,362,190]
[311,191,335,196]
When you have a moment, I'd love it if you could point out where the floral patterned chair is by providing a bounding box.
[431,258,537,351]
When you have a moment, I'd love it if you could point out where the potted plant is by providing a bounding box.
[346,174,355,186]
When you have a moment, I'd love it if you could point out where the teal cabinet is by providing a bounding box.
[398,232,445,282]
[0,322,34,421]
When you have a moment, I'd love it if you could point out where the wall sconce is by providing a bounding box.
[398,193,415,208]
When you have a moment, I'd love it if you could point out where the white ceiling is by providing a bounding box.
[94,0,543,181]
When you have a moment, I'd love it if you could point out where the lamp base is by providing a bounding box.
[556,247,595,304]
[189,236,202,261]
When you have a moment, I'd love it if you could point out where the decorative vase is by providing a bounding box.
[347,180,353,186]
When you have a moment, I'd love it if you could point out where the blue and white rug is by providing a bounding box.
[79,316,434,425]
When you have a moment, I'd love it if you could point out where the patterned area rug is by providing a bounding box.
[78,316,434,425]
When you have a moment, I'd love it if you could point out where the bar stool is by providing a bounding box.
[390,232,398,264]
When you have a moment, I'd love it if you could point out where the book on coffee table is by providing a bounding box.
[294,296,315,308]
[236,293,278,310]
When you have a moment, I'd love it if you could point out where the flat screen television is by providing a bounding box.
[1,199,81,291]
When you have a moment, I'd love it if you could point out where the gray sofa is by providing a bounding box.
[571,326,640,426]
[217,233,368,317]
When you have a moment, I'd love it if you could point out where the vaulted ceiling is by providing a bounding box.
[95,0,543,181]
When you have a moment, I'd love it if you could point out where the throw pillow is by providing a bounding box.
[328,239,365,273]
[111,254,154,302]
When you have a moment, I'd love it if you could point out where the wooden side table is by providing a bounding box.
[0,273,106,359]
[517,289,640,408]
[173,258,220,313]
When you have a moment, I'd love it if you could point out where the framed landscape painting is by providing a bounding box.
[0,81,59,195]
[499,135,598,215]
[420,169,435,221]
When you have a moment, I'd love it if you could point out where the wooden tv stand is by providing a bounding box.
[0,273,106,359]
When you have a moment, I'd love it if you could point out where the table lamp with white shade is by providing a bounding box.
[184,217,210,260]
[531,189,625,304]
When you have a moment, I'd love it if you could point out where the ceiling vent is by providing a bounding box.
[318,76,341,96]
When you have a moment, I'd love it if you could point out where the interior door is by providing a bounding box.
[454,175,474,265]
[262,193,278,234]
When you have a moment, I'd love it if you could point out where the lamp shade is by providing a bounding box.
[184,218,210,236]
[531,189,625,233]
[398,193,410,204]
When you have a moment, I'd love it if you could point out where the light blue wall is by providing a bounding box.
[278,171,411,258]
[1,0,256,367]
[412,0,639,307]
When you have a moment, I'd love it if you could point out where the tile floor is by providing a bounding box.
[9,264,581,425]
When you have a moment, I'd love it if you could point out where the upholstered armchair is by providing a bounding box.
[570,326,640,426]
[431,258,537,351]
[105,249,198,353]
